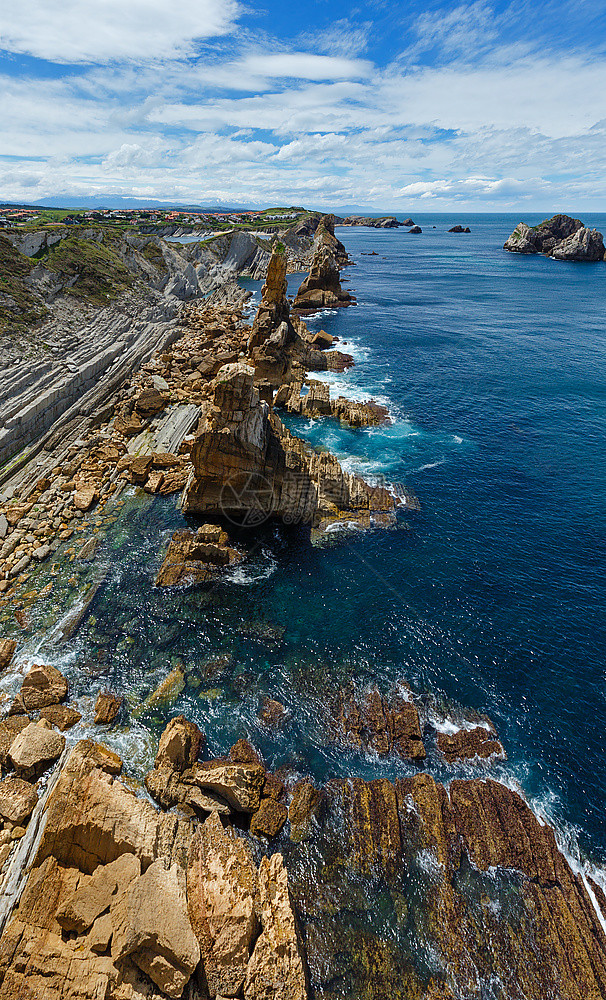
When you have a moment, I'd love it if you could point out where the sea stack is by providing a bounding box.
[292,215,355,312]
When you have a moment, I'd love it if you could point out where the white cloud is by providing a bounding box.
[236,52,372,81]
[0,0,241,63]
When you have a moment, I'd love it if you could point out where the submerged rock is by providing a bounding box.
[155,525,242,587]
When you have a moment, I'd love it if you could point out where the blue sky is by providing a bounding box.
[1,0,606,210]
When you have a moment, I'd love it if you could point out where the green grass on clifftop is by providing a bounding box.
[40,234,134,305]
[0,235,47,334]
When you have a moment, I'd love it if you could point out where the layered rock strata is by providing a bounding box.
[182,363,402,530]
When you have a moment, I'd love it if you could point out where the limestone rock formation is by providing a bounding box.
[0,776,38,826]
[246,248,306,388]
[188,811,260,997]
[551,226,606,261]
[274,378,389,428]
[448,225,471,233]
[342,216,403,229]
[155,525,242,587]
[437,722,504,763]
[292,236,354,312]
[182,363,400,531]
[408,225,422,234]
[244,854,309,1000]
[111,859,200,998]
[504,214,605,261]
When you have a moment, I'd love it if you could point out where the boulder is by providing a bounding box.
[39,704,82,731]
[93,691,123,725]
[408,225,422,234]
[0,715,30,767]
[250,798,288,839]
[111,859,200,998]
[134,387,170,418]
[0,639,17,673]
[156,715,205,770]
[0,775,38,825]
[188,811,260,997]
[9,721,66,780]
[16,662,68,711]
[244,854,308,1000]
[229,739,264,766]
[194,762,266,813]
[73,485,99,512]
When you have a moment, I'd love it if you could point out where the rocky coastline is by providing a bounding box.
[1,217,605,998]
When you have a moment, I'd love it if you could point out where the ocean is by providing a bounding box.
[5,212,606,985]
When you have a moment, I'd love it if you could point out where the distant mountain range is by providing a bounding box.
[0,196,380,213]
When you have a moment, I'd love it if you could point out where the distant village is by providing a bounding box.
[0,205,302,231]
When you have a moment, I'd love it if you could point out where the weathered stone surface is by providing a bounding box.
[73,485,99,511]
[57,852,141,933]
[550,226,606,261]
[332,684,425,760]
[39,704,82,731]
[188,811,260,998]
[437,723,504,763]
[111,859,200,998]
[35,741,192,874]
[288,781,324,842]
[93,690,123,725]
[250,798,288,839]
[16,662,68,711]
[194,762,266,813]
[0,639,17,673]
[0,776,38,825]
[258,697,287,727]
[229,739,264,766]
[156,715,205,770]
[9,721,65,780]
[0,715,30,767]
[183,364,400,532]
[155,526,241,587]
[244,854,308,1000]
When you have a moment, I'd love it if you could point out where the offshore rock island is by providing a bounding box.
[0,207,605,999]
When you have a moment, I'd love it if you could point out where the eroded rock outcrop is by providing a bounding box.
[155,525,242,587]
[331,684,426,760]
[182,363,401,531]
[292,216,355,313]
[504,214,606,261]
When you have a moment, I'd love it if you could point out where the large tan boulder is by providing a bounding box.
[156,715,205,770]
[16,663,68,711]
[244,854,308,1000]
[194,762,266,813]
[111,859,200,998]
[188,811,260,998]
[0,775,38,825]
[9,721,65,780]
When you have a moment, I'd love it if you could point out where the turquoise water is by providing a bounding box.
[18,213,606,873]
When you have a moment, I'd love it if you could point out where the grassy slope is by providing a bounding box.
[0,236,47,333]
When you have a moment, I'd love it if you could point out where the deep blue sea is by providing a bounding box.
[8,212,606,882]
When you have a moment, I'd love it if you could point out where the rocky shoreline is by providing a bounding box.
[1,217,606,998]
[504,214,606,261]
